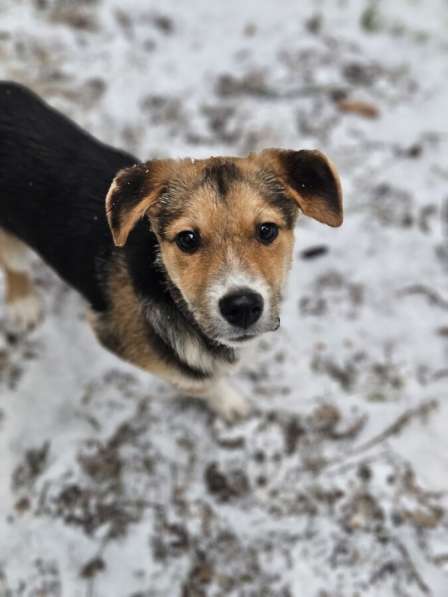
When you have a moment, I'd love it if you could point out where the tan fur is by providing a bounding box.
[4,269,33,305]
[0,229,34,305]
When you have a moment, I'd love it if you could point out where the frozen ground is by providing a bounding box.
[0,0,447,595]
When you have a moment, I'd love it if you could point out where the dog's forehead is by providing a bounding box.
[150,154,298,237]
[165,155,254,189]
[190,181,276,226]
[160,167,283,234]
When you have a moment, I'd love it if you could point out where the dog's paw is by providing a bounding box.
[208,383,251,423]
[7,293,42,333]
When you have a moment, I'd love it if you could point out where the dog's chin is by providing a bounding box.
[216,334,261,349]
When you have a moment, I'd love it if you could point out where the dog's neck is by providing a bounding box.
[145,297,237,376]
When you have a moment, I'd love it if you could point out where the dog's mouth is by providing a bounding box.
[228,334,257,343]
[218,318,281,345]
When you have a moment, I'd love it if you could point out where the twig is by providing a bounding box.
[324,400,439,474]
[353,399,438,455]
[398,285,448,310]
[393,538,431,595]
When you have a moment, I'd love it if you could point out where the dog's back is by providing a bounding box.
[0,81,136,310]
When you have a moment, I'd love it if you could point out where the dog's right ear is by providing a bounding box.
[259,149,343,227]
[105,162,163,247]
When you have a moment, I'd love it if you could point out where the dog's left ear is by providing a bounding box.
[105,162,163,247]
[262,149,343,227]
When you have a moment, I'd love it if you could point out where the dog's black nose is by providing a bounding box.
[219,290,264,329]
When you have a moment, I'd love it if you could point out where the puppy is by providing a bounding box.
[0,81,343,421]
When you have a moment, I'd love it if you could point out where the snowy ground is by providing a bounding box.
[0,0,448,595]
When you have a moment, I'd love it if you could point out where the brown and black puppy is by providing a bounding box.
[0,81,343,420]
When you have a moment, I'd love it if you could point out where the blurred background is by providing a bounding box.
[0,0,447,595]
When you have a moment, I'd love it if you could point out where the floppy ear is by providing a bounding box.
[263,149,343,227]
[105,162,162,247]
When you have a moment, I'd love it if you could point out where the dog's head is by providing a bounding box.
[105,149,342,347]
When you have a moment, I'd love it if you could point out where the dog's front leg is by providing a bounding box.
[186,378,250,423]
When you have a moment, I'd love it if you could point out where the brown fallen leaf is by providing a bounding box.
[337,98,380,119]
[401,507,443,529]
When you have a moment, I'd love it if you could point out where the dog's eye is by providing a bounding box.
[175,230,200,253]
[257,223,279,245]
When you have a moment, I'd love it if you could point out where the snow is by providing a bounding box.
[0,0,447,595]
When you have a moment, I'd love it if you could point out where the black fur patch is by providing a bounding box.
[202,161,241,197]
[280,150,340,216]
[0,81,137,311]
